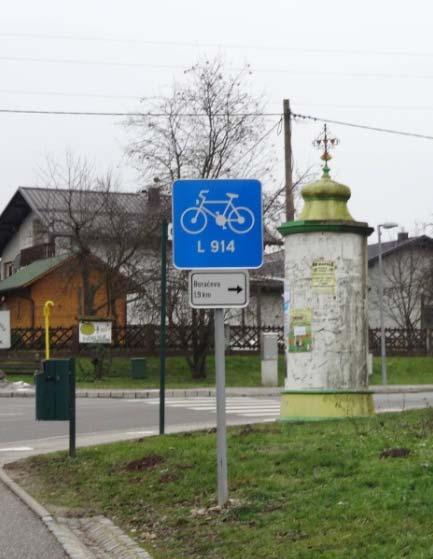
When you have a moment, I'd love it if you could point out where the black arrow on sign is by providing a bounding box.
[228,285,243,294]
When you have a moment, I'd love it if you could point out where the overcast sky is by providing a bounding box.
[2,0,433,242]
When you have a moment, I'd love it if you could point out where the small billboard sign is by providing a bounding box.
[79,320,112,344]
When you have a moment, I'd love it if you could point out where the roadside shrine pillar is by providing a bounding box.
[278,126,375,420]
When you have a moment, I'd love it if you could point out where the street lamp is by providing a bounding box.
[377,222,399,384]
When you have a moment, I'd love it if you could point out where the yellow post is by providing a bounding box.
[43,300,54,360]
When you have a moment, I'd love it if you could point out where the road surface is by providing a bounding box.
[1,391,433,464]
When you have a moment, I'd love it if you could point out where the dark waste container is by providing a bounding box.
[35,359,72,420]
[131,357,146,379]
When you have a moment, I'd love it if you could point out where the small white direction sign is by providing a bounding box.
[189,271,249,309]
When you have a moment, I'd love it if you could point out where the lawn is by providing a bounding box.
[370,356,433,385]
[7,355,433,389]
[8,409,433,558]
[6,354,286,389]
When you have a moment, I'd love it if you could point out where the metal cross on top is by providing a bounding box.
[313,124,339,177]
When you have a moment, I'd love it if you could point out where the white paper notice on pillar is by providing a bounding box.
[0,310,11,349]
[189,271,249,309]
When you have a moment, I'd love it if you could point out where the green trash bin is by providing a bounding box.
[131,358,146,379]
[35,359,72,420]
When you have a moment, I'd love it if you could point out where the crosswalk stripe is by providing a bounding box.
[124,396,280,418]
[185,406,280,414]
[175,403,279,408]
[137,398,278,403]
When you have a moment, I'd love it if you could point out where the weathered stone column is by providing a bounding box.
[278,141,374,420]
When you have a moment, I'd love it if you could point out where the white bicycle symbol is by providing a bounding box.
[180,190,255,235]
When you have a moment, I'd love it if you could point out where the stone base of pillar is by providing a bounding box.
[280,389,375,421]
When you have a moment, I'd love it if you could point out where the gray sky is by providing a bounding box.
[2,0,433,242]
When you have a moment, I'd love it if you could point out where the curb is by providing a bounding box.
[0,468,95,558]
[0,387,283,399]
[3,385,433,398]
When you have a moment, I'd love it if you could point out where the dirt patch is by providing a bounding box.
[176,463,194,470]
[159,473,179,484]
[124,454,165,472]
[380,448,411,459]
[239,424,255,436]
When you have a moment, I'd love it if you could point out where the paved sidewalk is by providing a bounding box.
[0,466,153,558]
[0,476,68,559]
[2,384,433,399]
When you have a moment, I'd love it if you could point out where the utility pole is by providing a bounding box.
[283,99,295,222]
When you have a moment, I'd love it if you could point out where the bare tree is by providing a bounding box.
[262,167,315,232]
[125,57,278,188]
[125,57,285,378]
[40,153,164,323]
[371,243,433,330]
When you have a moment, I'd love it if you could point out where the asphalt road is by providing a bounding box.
[2,391,433,464]
[1,391,433,559]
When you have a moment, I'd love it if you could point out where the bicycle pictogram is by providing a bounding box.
[180,190,255,235]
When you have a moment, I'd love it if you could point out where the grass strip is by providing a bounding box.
[6,355,433,388]
[8,409,433,558]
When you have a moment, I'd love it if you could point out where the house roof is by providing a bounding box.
[19,186,156,220]
[0,186,171,254]
[367,235,433,266]
[0,186,280,254]
[0,253,70,294]
[251,234,433,286]
[0,189,32,254]
[253,249,285,279]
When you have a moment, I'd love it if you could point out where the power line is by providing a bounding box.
[236,119,282,164]
[290,102,433,112]
[6,55,433,81]
[0,108,280,117]
[0,56,182,70]
[293,112,433,141]
[0,88,157,100]
[3,32,433,58]
[3,89,433,112]
[1,104,433,142]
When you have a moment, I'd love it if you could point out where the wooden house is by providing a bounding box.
[0,186,169,328]
[0,253,127,328]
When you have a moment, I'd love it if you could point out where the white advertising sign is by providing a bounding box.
[79,320,112,344]
[0,311,11,349]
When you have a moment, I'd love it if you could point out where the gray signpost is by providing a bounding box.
[172,179,263,506]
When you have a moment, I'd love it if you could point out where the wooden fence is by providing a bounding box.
[5,324,285,355]
[368,328,433,356]
[3,325,433,356]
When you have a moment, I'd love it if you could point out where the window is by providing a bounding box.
[3,262,12,278]
[32,218,45,245]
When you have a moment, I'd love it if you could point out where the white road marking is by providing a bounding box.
[125,396,281,419]
[0,447,33,452]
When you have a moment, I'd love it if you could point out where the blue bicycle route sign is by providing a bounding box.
[172,179,263,269]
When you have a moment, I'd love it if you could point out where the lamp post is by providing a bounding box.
[377,222,398,384]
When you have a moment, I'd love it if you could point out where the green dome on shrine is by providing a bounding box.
[299,167,354,221]
[278,124,374,238]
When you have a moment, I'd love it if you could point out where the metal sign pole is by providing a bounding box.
[214,308,228,506]
[69,358,76,458]
[159,219,168,435]
[172,179,263,508]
